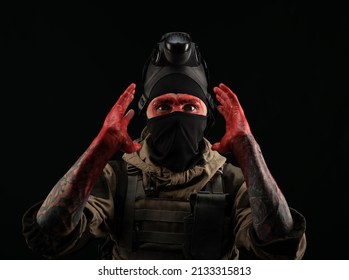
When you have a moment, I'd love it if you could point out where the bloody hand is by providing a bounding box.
[98,83,141,154]
[212,83,294,242]
[212,83,252,155]
[36,83,141,236]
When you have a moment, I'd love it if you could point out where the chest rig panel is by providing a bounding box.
[117,164,232,259]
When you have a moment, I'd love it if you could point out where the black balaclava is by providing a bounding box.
[147,112,207,172]
[146,73,208,172]
[140,32,214,172]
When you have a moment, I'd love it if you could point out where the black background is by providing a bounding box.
[4,1,348,260]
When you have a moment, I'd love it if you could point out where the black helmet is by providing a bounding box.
[138,32,216,127]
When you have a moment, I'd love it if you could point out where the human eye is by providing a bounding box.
[156,103,172,112]
[182,104,197,112]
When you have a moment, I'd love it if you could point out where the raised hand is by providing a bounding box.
[212,83,294,242]
[99,83,141,154]
[211,83,252,155]
[36,83,141,236]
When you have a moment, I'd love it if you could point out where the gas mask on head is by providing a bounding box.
[138,31,216,125]
[139,32,216,172]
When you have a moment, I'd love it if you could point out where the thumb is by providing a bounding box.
[122,141,142,154]
[211,142,221,151]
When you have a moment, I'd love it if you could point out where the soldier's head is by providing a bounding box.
[138,32,216,172]
[138,31,216,126]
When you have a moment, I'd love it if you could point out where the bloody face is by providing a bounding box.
[146,93,207,119]
[145,93,208,172]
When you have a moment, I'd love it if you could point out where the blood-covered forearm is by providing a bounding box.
[212,83,294,242]
[36,83,140,236]
[36,130,120,236]
[232,134,294,242]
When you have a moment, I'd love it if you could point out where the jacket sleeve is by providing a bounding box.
[22,162,118,259]
[224,163,307,260]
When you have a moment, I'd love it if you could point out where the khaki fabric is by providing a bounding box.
[22,131,306,259]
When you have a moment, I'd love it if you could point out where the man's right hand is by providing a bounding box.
[99,83,141,154]
[36,83,141,236]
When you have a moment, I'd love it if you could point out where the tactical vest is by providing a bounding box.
[101,162,234,260]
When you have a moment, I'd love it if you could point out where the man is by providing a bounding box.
[22,32,306,259]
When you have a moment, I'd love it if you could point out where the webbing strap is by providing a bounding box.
[135,209,190,223]
[118,168,139,258]
[133,231,185,244]
[205,172,223,193]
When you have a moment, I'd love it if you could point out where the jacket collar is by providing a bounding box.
[122,127,226,197]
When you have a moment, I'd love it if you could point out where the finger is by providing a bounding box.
[123,109,135,127]
[218,83,231,92]
[122,141,142,154]
[214,86,233,105]
[212,142,227,154]
[215,92,229,108]
[211,142,220,151]
[219,83,242,108]
[215,93,235,118]
[119,87,135,107]
[122,82,136,95]
[114,83,136,111]
[219,83,236,96]
[216,105,224,115]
